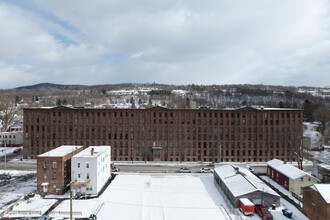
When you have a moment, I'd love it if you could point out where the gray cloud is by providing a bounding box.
[0,0,329,88]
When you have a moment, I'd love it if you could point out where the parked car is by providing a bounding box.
[112,166,119,172]
[179,168,192,173]
[200,168,213,173]
[0,173,11,180]
[37,214,50,220]
[89,214,97,220]
[238,198,254,216]
[282,208,293,218]
[13,148,21,153]
[255,205,273,220]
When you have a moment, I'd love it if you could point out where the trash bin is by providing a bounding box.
[272,204,276,210]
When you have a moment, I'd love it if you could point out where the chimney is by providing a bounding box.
[91,148,94,156]
[234,167,239,173]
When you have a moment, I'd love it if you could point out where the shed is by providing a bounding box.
[214,164,280,208]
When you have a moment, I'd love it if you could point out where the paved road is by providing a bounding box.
[0,157,313,175]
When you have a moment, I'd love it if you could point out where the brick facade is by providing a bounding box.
[37,145,84,194]
[24,106,303,162]
[303,185,330,220]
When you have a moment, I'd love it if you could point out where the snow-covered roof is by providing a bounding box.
[313,151,330,164]
[214,165,279,198]
[267,159,316,180]
[311,184,330,203]
[73,146,110,158]
[38,145,83,157]
[317,163,330,171]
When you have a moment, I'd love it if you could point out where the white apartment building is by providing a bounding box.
[0,131,23,147]
[71,146,111,196]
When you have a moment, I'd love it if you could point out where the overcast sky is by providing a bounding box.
[0,0,330,89]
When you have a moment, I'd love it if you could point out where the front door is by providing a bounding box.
[43,184,48,193]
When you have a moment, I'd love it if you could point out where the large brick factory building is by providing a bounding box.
[23,106,303,162]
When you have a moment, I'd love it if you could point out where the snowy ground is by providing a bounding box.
[4,194,57,218]
[0,169,37,216]
[0,171,311,220]
[0,146,21,157]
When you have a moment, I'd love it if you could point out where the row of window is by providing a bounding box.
[27,110,301,120]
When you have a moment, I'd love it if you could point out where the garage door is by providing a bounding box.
[253,199,261,205]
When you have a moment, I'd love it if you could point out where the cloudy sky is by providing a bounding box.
[0,0,330,89]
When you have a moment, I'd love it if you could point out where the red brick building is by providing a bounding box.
[24,106,303,162]
[37,145,84,194]
[303,184,330,220]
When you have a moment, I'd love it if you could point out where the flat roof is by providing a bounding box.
[73,146,110,158]
[38,145,83,157]
[214,165,279,198]
[23,105,303,111]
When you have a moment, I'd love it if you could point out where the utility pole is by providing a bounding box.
[70,181,73,220]
[4,141,6,170]
[68,178,77,220]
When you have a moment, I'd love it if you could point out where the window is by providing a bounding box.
[312,196,316,206]
[86,163,90,168]
[86,173,90,179]
[301,177,304,182]
[44,173,47,179]
[52,162,57,168]
[78,162,80,168]
[78,173,81,178]
[308,177,311,181]
[44,161,47,168]
[53,172,57,179]
[53,184,56,189]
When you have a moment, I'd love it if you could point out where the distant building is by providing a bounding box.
[24,105,303,163]
[37,145,84,195]
[9,121,23,132]
[313,151,330,183]
[267,159,318,195]
[71,146,111,196]
[303,184,330,220]
[0,131,23,147]
[214,164,280,207]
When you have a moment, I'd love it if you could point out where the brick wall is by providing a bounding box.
[24,106,303,162]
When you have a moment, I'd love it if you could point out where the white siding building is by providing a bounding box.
[71,146,111,196]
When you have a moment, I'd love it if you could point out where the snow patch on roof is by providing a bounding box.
[313,184,330,203]
[38,145,83,157]
[267,159,315,180]
[214,165,279,197]
[73,146,110,158]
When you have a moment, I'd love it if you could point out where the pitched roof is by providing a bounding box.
[267,159,316,180]
[310,184,330,203]
[214,165,279,198]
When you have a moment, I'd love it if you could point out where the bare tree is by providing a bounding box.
[0,98,18,132]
